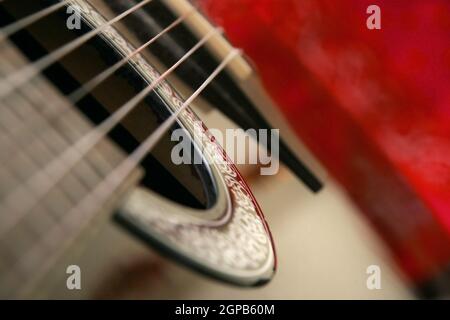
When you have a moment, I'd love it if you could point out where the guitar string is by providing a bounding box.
[0,0,154,98]
[0,0,72,42]
[0,27,222,238]
[11,49,240,288]
[0,0,237,276]
[0,10,192,231]
[0,9,192,164]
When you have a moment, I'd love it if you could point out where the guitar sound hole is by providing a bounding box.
[0,0,217,210]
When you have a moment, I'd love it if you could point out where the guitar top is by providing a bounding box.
[0,0,285,298]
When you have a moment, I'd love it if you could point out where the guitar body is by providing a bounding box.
[0,0,276,298]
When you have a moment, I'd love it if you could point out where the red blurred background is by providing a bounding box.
[199,0,450,291]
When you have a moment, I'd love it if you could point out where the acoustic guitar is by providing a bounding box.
[0,0,323,298]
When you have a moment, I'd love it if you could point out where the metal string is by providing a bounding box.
[12,49,240,289]
[0,9,192,163]
[0,0,154,98]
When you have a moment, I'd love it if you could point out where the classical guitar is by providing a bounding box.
[0,0,322,298]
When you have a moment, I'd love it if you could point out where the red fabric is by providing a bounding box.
[200,0,450,283]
